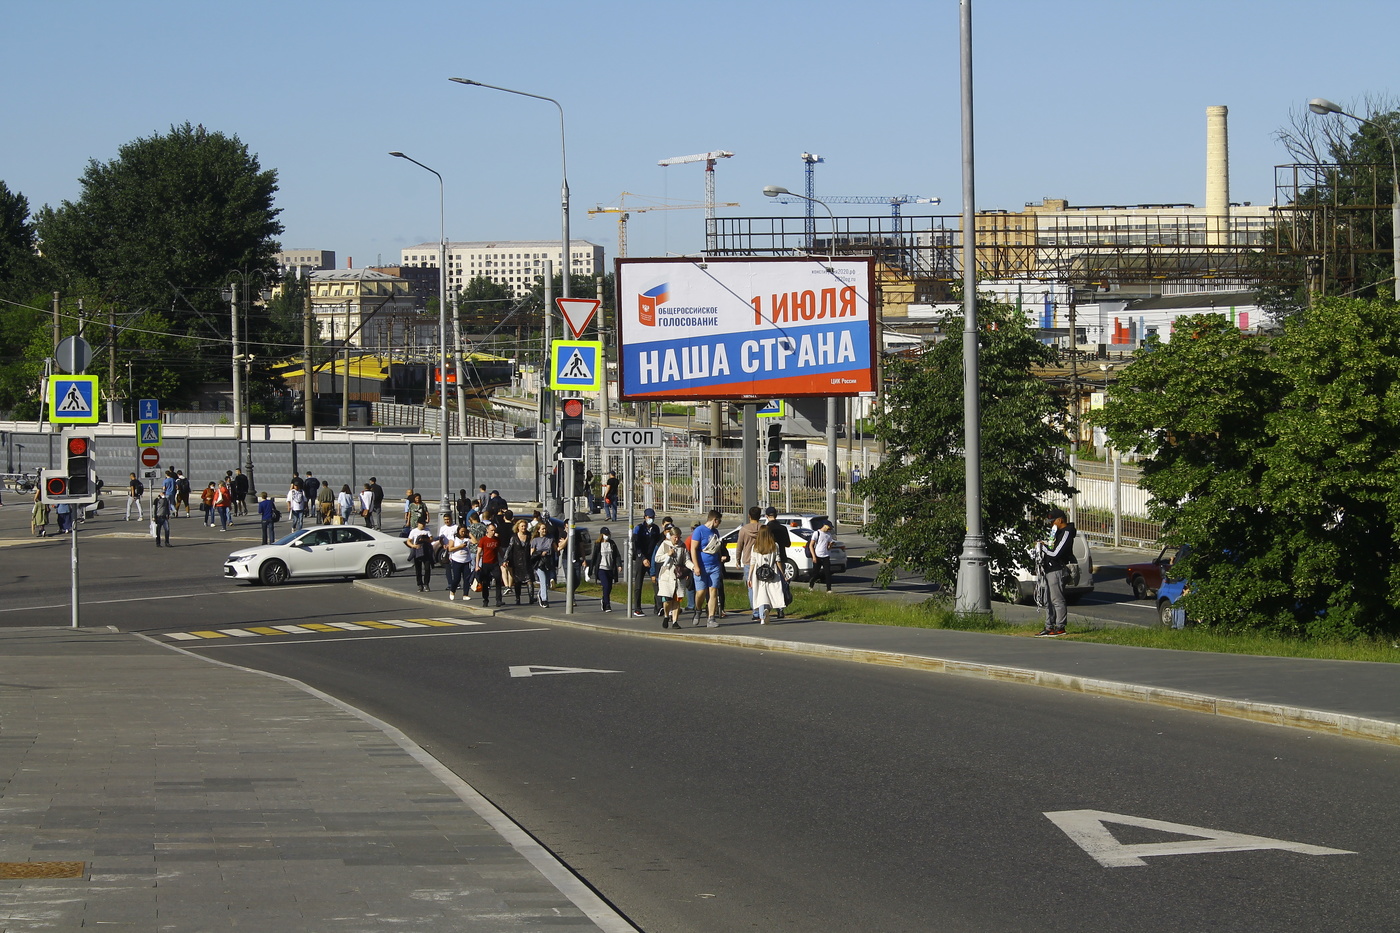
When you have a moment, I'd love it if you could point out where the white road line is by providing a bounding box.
[178,627,550,648]
[0,584,340,614]
[272,625,313,633]
[217,629,260,637]
[326,622,370,630]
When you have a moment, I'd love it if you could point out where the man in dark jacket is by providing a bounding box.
[630,509,663,617]
[1035,507,1077,637]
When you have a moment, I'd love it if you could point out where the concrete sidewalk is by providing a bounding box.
[0,627,637,932]
[357,572,1400,747]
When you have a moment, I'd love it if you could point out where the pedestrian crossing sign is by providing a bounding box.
[136,420,162,447]
[47,375,100,424]
[757,399,785,418]
[550,340,603,392]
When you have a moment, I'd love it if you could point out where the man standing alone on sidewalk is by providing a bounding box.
[1035,507,1076,637]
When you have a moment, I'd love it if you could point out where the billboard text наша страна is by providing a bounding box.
[616,257,876,402]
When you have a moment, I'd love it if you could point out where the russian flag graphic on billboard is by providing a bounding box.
[639,283,669,326]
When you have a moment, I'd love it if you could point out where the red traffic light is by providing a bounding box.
[67,436,89,456]
[561,398,584,418]
[45,476,67,496]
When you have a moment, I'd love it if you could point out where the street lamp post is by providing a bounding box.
[389,151,451,514]
[955,0,991,615]
[763,185,840,531]
[1309,97,1400,295]
[450,76,572,511]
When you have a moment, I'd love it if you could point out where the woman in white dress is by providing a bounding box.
[746,526,787,624]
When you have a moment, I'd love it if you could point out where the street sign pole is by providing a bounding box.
[70,509,79,629]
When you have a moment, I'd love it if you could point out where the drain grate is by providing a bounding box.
[0,862,86,879]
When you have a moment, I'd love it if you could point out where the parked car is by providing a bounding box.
[717,518,848,582]
[1012,533,1095,604]
[224,525,405,586]
[1156,578,1189,627]
[1126,544,1191,600]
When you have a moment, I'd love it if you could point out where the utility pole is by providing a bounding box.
[231,282,242,470]
[303,269,314,440]
[452,293,466,437]
[596,274,609,432]
[108,305,118,422]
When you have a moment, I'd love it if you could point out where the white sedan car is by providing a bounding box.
[224,525,406,586]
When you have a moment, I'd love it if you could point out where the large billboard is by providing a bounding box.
[616,257,876,402]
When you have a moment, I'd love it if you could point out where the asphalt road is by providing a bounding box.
[4,516,1396,932]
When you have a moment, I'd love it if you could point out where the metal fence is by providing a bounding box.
[0,427,539,510]
[586,443,1161,546]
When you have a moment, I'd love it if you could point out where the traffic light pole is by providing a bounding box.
[70,515,80,629]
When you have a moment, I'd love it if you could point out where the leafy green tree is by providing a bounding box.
[35,123,282,402]
[855,301,1074,596]
[0,181,46,301]
[1098,304,1400,637]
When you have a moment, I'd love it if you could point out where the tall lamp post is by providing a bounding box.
[223,275,270,495]
[1308,98,1400,295]
[955,0,991,614]
[450,76,572,510]
[389,151,451,513]
[763,185,840,530]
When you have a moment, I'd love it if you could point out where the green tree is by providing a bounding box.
[855,301,1073,596]
[35,123,282,402]
[1097,304,1400,637]
[0,181,46,301]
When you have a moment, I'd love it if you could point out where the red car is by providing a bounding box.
[1126,544,1189,600]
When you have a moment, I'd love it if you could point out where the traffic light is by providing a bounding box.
[559,397,585,460]
[43,472,69,501]
[65,433,95,496]
[766,423,783,464]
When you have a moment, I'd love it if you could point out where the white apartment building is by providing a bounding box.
[399,240,607,299]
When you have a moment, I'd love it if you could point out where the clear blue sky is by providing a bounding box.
[5,0,1396,270]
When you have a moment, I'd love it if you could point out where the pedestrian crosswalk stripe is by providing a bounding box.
[161,617,486,640]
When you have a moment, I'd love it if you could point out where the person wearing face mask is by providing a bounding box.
[588,527,623,612]
[1035,507,1077,637]
[630,508,662,618]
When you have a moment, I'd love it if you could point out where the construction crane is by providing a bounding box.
[657,150,735,251]
[588,192,739,257]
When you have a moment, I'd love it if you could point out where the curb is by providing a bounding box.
[354,579,1400,748]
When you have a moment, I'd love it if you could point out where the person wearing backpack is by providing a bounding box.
[257,492,280,545]
[126,473,145,521]
[747,525,787,624]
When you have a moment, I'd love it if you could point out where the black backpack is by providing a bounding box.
[132,480,144,496]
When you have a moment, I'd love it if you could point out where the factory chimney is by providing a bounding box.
[1206,105,1230,246]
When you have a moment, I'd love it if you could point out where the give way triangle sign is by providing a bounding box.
[556,297,601,339]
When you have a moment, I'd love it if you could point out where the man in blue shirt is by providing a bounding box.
[689,510,725,628]
[161,469,177,510]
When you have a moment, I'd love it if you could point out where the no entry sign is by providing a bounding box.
[140,448,160,468]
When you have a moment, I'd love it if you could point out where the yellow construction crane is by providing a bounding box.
[588,192,738,257]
